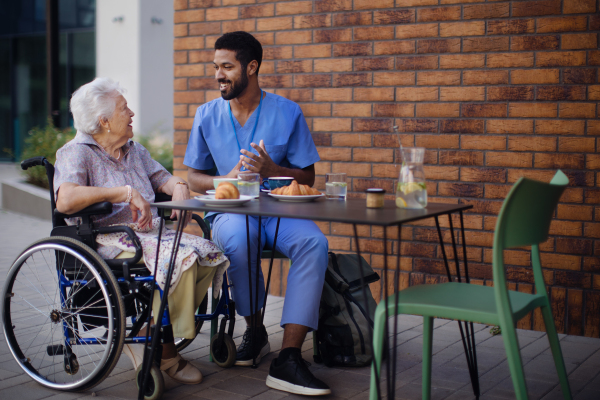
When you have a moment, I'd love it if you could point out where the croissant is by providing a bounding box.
[271,181,322,196]
[215,182,240,199]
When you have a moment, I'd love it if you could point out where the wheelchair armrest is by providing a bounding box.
[54,201,113,220]
[97,225,144,268]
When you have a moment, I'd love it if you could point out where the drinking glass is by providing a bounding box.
[396,147,427,209]
[325,173,347,200]
[238,173,260,197]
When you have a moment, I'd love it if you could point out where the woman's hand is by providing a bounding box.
[129,188,152,229]
[171,183,192,228]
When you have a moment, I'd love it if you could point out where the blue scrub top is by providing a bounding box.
[184,92,320,175]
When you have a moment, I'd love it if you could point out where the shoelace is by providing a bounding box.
[239,327,262,352]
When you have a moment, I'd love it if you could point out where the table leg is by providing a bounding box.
[138,210,188,400]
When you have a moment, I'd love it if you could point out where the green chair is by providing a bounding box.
[369,170,572,400]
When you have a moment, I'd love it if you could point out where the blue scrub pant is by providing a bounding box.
[211,214,328,331]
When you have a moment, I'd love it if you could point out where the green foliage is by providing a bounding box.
[20,120,75,189]
[135,135,173,174]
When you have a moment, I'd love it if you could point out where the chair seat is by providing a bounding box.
[380,282,548,326]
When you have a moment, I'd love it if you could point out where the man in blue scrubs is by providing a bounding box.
[185,32,330,396]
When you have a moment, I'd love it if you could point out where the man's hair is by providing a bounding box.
[214,31,263,75]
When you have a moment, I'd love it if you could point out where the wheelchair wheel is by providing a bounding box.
[210,333,236,368]
[174,293,208,351]
[1,237,126,391]
[135,364,164,400]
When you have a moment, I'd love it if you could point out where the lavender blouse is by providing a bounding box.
[54,131,172,256]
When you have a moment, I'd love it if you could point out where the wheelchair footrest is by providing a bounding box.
[47,344,64,356]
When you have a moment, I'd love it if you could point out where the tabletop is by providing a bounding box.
[151,193,472,227]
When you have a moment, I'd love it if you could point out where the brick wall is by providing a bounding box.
[173,0,600,337]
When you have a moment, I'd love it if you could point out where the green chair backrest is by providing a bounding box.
[492,170,568,307]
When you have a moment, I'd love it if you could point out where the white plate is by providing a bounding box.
[260,188,271,193]
[268,193,324,202]
[194,195,254,207]
[206,190,216,195]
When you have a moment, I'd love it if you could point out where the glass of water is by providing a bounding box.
[325,173,347,200]
[238,173,260,198]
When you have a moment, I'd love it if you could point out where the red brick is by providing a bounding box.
[417,6,461,22]
[294,44,330,59]
[260,75,293,88]
[174,0,188,10]
[263,46,293,60]
[461,167,506,183]
[301,103,331,117]
[333,12,372,26]
[174,51,188,64]
[240,4,274,18]
[354,118,394,132]
[314,88,352,102]
[424,166,460,180]
[275,31,312,45]
[511,69,559,84]
[563,0,597,13]
[355,57,394,71]
[417,39,461,54]
[462,135,507,150]
[276,60,312,74]
[537,85,587,101]
[174,91,205,104]
[508,136,556,152]
[189,77,216,90]
[331,133,371,147]
[175,9,205,23]
[331,162,371,177]
[396,23,438,39]
[511,35,559,51]
[509,103,557,118]
[439,150,484,166]
[562,33,598,50]
[354,0,394,10]
[440,120,484,134]
[294,14,330,29]
[462,103,507,118]
[590,86,600,101]
[174,23,188,37]
[175,64,205,77]
[415,134,459,149]
[487,52,534,68]
[512,0,561,17]
[314,58,353,72]
[173,104,188,117]
[395,119,437,133]
[332,73,371,87]
[373,104,415,117]
[416,103,460,118]
[535,153,585,169]
[315,0,352,12]
[372,164,401,179]
[294,74,330,88]
[536,51,587,67]
[333,43,372,57]
[354,88,394,102]
[174,37,205,50]
[537,16,588,33]
[354,26,394,41]
[549,219,583,236]
[438,182,484,198]
[353,148,394,163]
[188,50,213,63]
[591,121,600,135]
[535,119,585,135]
[439,21,485,37]
[464,3,510,19]
[400,0,438,5]
[417,71,460,86]
[373,71,415,86]
[564,69,598,84]
[373,41,415,55]
[396,55,438,70]
[487,19,535,35]
[463,37,509,53]
[440,87,485,102]
[396,87,438,101]
[275,1,312,15]
[487,119,534,134]
[487,152,532,168]
[463,71,508,85]
[559,103,596,119]
[488,86,534,101]
[314,28,351,43]
[332,103,371,117]
[257,17,293,31]
[316,147,352,160]
[559,137,596,153]
[314,118,352,132]
[373,10,415,24]
[439,54,484,69]
[592,15,600,30]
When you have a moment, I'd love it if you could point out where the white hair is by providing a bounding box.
[70,77,126,135]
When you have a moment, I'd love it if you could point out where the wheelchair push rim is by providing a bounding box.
[2,239,122,391]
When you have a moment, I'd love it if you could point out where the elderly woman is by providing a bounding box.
[54,77,229,385]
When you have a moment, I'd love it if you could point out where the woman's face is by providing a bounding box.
[106,95,134,140]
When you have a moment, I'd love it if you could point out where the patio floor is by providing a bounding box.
[0,209,599,399]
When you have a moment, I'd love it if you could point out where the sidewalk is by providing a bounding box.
[0,209,599,399]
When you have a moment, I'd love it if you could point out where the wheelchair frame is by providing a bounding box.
[2,157,238,400]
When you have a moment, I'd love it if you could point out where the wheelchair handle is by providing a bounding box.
[21,156,48,170]
[96,225,143,267]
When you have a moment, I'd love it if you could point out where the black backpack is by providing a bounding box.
[314,252,380,367]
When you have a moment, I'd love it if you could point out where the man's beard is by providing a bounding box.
[219,71,248,100]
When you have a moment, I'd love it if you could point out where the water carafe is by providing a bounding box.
[396,147,427,209]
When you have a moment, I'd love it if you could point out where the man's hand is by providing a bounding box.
[170,183,192,228]
[224,159,244,180]
[240,140,280,178]
[129,189,152,230]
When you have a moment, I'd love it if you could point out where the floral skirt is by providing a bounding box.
[96,217,229,296]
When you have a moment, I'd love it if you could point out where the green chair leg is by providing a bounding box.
[422,316,434,400]
[370,302,387,400]
[541,305,572,400]
[500,319,528,400]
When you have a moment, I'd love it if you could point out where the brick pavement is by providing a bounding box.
[0,210,599,399]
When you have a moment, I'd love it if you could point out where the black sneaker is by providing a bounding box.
[235,325,270,366]
[266,351,331,396]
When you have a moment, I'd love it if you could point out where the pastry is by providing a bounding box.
[271,180,322,196]
[215,182,240,199]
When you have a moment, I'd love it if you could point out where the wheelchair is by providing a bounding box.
[1,157,238,400]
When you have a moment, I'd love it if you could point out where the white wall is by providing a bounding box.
[96,0,173,139]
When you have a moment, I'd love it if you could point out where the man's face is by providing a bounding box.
[214,49,248,100]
